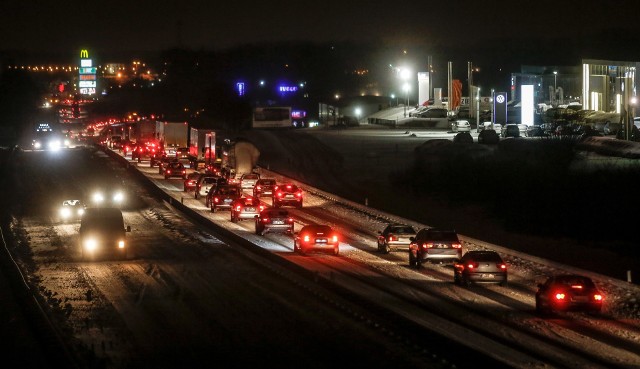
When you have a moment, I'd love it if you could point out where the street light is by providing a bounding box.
[403,83,410,117]
[390,94,396,107]
[355,107,362,123]
[553,71,557,105]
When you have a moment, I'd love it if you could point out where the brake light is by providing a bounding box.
[331,235,339,243]
[571,285,583,289]
[422,243,433,249]
[467,263,475,269]
[499,263,507,270]
[286,185,292,189]
[214,197,220,203]
[593,294,603,301]
[452,243,462,249]
[181,170,185,174]
[166,170,171,174]
[235,205,242,211]
[287,217,294,223]
[302,234,310,242]
[259,205,265,212]
[388,234,397,242]
[554,292,566,301]
[256,185,262,191]
[276,192,283,198]
[295,191,302,198]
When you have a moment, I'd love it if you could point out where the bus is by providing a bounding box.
[252,107,292,128]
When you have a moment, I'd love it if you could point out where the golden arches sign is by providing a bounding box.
[80,49,89,58]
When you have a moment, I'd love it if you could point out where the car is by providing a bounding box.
[451,120,471,132]
[253,178,277,198]
[203,177,229,206]
[293,224,340,255]
[409,229,462,267]
[230,196,265,222]
[453,251,507,286]
[418,108,448,119]
[183,172,203,192]
[132,142,162,163]
[79,207,131,260]
[90,189,126,208]
[164,162,187,180]
[255,208,294,236]
[58,199,85,223]
[502,124,521,138]
[158,157,176,175]
[195,175,224,200]
[527,126,549,137]
[209,185,242,212]
[273,183,303,208]
[377,224,417,254]
[239,173,260,189]
[477,129,500,144]
[535,274,604,315]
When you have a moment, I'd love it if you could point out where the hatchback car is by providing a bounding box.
[209,185,242,212]
[158,157,176,175]
[451,120,471,132]
[294,224,340,255]
[253,178,277,198]
[377,224,417,254]
[255,208,294,236]
[183,172,203,192]
[535,274,604,315]
[58,199,86,223]
[230,196,265,222]
[164,162,187,179]
[273,183,303,208]
[409,229,462,267]
[453,251,507,286]
[239,173,260,189]
[195,175,221,199]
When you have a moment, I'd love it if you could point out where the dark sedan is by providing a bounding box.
[453,251,507,286]
[535,274,604,315]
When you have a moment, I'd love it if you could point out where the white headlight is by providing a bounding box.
[77,208,85,216]
[84,238,98,251]
[34,141,42,149]
[113,192,124,203]
[60,208,71,218]
[118,240,125,249]
[93,192,104,203]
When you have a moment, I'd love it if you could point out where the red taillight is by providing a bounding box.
[235,205,242,211]
[499,263,507,270]
[554,292,566,301]
[181,170,185,174]
[571,285,583,289]
[259,205,265,212]
[452,243,462,249]
[256,185,262,191]
[467,263,475,269]
[276,192,283,198]
[214,197,220,203]
[287,217,294,223]
[166,170,171,174]
[422,243,433,249]
[286,185,292,189]
[295,191,302,198]
[593,294,603,301]
[302,234,310,242]
[261,217,269,223]
[388,234,397,242]
[331,235,339,243]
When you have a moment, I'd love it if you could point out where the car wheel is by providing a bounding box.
[211,206,216,213]
[416,257,422,268]
[535,297,550,315]
[231,214,237,223]
[462,277,471,287]
[164,176,169,180]
[409,253,417,267]
[333,247,339,256]
[499,278,508,287]
[195,192,199,199]
[205,199,209,207]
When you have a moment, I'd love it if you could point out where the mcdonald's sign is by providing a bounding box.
[80,49,89,58]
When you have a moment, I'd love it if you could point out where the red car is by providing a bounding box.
[230,197,265,223]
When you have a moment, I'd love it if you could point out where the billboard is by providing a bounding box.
[493,91,508,124]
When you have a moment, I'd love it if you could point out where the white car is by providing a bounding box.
[452,120,471,132]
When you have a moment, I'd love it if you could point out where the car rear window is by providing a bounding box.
[391,226,415,234]
[465,251,501,262]
[303,225,332,235]
[243,174,259,179]
[425,230,458,241]
[556,276,595,288]
[260,179,276,185]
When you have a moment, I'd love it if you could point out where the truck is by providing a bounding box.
[189,128,215,169]
[134,119,158,144]
[156,121,189,157]
[221,139,260,184]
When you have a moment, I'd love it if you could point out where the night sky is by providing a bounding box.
[2,0,638,56]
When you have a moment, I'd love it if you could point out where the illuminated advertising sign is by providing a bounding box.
[79,74,96,81]
[521,85,534,126]
[236,82,245,96]
[80,59,92,67]
[79,81,96,88]
[493,92,508,124]
[79,88,96,95]
[278,85,298,93]
[79,67,97,74]
[291,110,306,119]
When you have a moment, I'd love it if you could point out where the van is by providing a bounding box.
[79,207,131,260]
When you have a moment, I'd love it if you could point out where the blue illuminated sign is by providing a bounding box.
[279,85,299,93]
[236,82,246,96]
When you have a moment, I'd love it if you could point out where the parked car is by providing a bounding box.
[451,120,471,132]
[502,124,521,138]
[255,208,294,236]
[535,274,604,315]
[230,196,265,223]
[477,129,500,144]
[527,126,549,137]
[293,224,340,255]
[377,223,417,254]
[453,251,507,286]
[253,178,277,198]
[409,229,462,267]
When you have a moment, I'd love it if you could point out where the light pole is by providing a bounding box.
[553,71,557,105]
[403,83,410,117]
[391,94,396,107]
[355,107,362,124]
[476,87,481,133]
